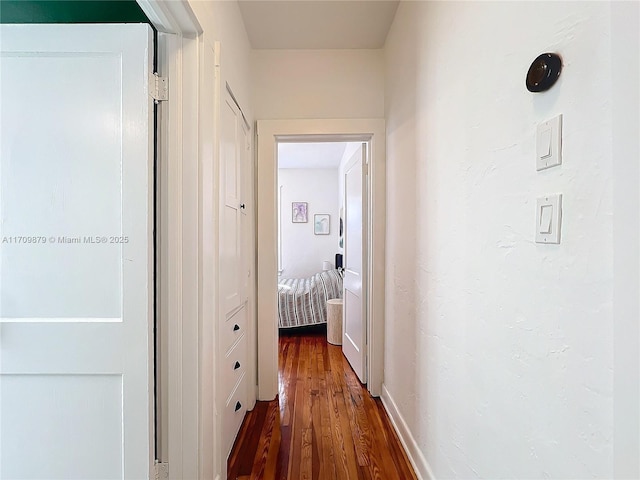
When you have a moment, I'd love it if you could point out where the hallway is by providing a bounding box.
[1,2,638,478]
[228,327,416,479]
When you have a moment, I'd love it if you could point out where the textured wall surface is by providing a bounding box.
[279,168,340,278]
[384,2,621,478]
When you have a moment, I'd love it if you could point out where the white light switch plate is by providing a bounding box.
[536,194,562,244]
[536,114,562,171]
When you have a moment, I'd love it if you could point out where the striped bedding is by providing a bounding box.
[278,269,344,328]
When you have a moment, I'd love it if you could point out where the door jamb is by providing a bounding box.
[256,119,386,400]
[136,1,203,478]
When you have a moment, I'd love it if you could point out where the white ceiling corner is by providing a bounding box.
[238,0,400,50]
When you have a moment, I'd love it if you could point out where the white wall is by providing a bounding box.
[611,2,640,478]
[251,49,384,119]
[182,3,254,480]
[189,1,253,117]
[279,168,339,278]
[383,2,636,478]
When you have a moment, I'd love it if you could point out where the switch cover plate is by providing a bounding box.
[536,114,562,171]
[536,194,562,244]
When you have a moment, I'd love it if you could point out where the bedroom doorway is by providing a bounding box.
[276,141,357,327]
[276,140,368,379]
[256,119,386,401]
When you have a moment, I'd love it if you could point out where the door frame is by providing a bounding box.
[257,119,386,400]
[136,1,205,478]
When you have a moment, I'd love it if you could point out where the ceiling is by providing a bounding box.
[278,142,357,169]
[238,0,400,49]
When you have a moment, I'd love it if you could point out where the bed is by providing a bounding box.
[278,269,344,328]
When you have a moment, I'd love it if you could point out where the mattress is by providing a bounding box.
[277,269,344,328]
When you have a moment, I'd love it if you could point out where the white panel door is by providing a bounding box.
[221,92,244,314]
[343,143,367,383]
[0,24,154,479]
[219,87,250,461]
[240,118,251,303]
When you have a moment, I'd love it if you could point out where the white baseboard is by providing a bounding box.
[381,384,436,480]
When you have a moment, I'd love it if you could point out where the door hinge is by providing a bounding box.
[149,73,168,102]
[154,461,169,480]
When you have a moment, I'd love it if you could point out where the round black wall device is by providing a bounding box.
[526,53,562,92]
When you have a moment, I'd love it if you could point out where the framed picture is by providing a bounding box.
[292,202,308,223]
[314,214,330,235]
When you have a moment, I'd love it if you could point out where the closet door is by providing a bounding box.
[219,87,250,458]
[221,93,243,314]
[240,119,251,303]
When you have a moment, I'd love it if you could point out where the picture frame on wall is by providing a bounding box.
[292,202,308,223]
[314,214,330,235]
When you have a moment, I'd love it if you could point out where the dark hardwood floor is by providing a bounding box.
[228,326,416,479]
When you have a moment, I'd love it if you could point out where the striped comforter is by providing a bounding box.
[277,269,344,328]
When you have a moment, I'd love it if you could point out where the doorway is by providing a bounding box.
[275,141,365,379]
[256,118,386,401]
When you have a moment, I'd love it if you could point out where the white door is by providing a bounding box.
[342,143,367,383]
[240,112,251,304]
[219,86,250,458]
[0,24,155,479]
[221,91,245,314]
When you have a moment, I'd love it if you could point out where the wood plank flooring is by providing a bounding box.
[228,326,416,480]
[228,400,281,480]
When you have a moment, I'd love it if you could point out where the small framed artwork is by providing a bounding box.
[314,214,330,235]
[292,202,308,223]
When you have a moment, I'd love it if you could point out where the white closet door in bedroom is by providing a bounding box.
[343,143,367,384]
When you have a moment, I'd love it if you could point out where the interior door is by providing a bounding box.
[240,114,251,303]
[0,24,155,479]
[221,90,245,314]
[343,143,367,383]
[219,86,250,459]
